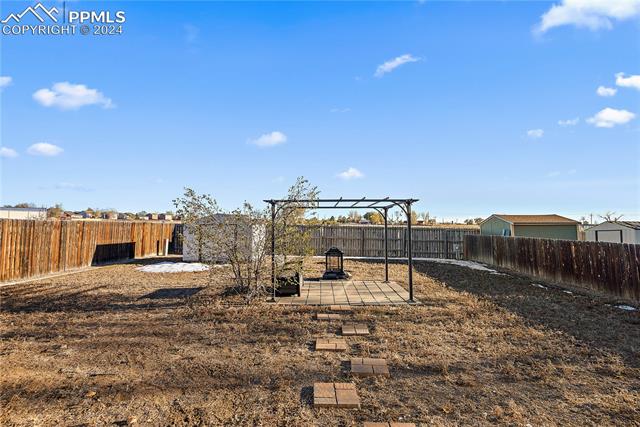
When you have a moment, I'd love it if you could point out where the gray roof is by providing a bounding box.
[610,221,640,230]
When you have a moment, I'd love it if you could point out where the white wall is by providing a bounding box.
[585,223,639,244]
[182,218,266,262]
[0,208,47,220]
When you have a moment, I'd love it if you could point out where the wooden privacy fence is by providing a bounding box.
[464,234,640,302]
[0,219,180,283]
[304,225,479,259]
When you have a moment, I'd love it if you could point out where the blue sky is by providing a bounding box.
[1,0,639,221]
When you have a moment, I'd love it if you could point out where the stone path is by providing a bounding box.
[315,338,348,352]
[316,313,343,320]
[307,283,417,425]
[329,305,353,312]
[313,382,361,409]
[342,323,370,336]
[363,423,416,427]
[350,358,389,377]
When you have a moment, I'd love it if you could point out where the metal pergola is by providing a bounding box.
[264,197,419,303]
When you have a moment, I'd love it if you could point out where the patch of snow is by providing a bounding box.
[563,290,573,295]
[532,283,547,289]
[421,258,499,274]
[615,305,637,312]
[137,262,209,273]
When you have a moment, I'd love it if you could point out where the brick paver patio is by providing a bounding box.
[276,280,415,305]
[315,338,348,352]
[313,382,361,408]
[350,358,390,377]
[342,323,370,336]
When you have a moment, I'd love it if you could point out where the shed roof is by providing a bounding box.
[590,221,640,230]
[485,214,579,225]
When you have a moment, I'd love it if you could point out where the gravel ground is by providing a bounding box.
[0,257,638,426]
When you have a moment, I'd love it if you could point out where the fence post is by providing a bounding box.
[444,231,449,259]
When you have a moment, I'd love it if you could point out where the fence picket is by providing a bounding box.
[465,235,639,302]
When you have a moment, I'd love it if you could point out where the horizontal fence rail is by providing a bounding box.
[464,234,640,302]
[0,219,180,283]
[303,225,479,259]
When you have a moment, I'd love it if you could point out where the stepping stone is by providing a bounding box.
[342,323,369,336]
[315,338,348,352]
[316,313,343,321]
[330,305,353,312]
[313,382,360,409]
[363,423,416,427]
[350,358,389,377]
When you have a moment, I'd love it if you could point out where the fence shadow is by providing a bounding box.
[414,261,640,368]
[92,243,136,265]
[141,287,204,300]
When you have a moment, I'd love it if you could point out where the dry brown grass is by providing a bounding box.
[0,257,638,426]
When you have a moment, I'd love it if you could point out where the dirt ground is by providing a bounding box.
[1,257,638,426]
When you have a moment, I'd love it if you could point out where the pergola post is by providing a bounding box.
[270,202,276,302]
[406,201,414,302]
[383,207,389,283]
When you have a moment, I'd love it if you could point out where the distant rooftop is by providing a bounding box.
[489,214,579,225]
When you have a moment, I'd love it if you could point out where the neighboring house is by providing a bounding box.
[147,213,159,220]
[480,214,580,240]
[101,212,118,220]
[81,211,94,219]
[158,213,173,221]
[0,207,47,220]
[585,221,640,244]
[62,211,84,220]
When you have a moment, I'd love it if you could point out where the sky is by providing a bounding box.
[1,0,639,222]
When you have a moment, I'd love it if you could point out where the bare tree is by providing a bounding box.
[174,188,269,301]
[347,210,361,223]
[599,211,624,222]
[173,177,318,302]
[272,177,319,272]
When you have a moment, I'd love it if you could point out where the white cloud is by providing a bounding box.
[0,76,12,88]
[587,107,636,128]
[558,117,580,126]
[27,142,63,156]
[184,23,199,44]
[374,54,421,77]
[330,107,351,113]
[0,147,18,158]
[527,129,544,139]
[33,82,114,110]
[596,86,617,97]
[615,72,640,90]
[535,0,640,33]
[337,167,364,180]
[248,131,287,147]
